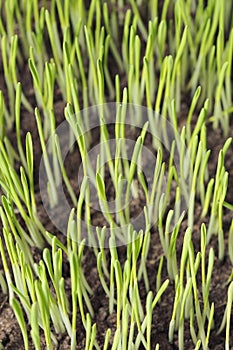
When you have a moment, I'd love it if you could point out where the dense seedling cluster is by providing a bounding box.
[0,0,232,349]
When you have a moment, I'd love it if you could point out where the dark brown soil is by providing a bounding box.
[0,2,233,350]
[1,68,233,349]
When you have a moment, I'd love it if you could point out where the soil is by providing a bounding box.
[1,73,233,350]
[0,2,233,350]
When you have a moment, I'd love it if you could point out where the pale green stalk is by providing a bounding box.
[205,303,214,348]
[35,107,58,207]
[129,0,147,40]
[0,235,14,302]
[103,329,111,350]
[30,302,41,350]
[45,9,65,94]
[135,280,169,348]
[138,229,150,291]
[35,279,53,350]
[102,2,123,72]
[225,282,233,350]
[0,91,5,140]
[178,278,192,350]
[189,243,207,349]
[11,298,29,350]
[229,219,233,264]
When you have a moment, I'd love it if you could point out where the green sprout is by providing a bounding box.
[0,1,232,349]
